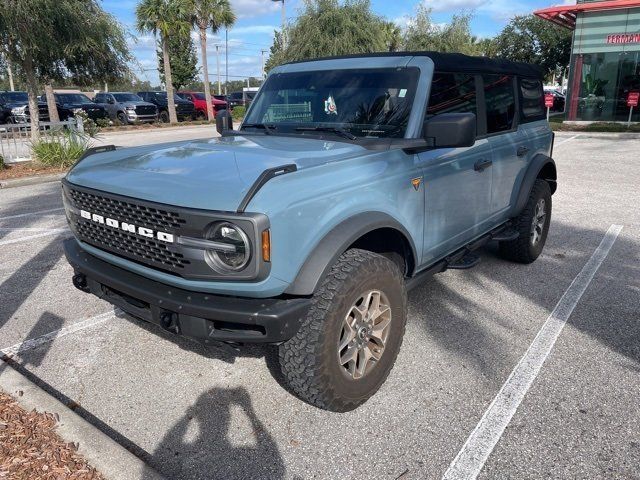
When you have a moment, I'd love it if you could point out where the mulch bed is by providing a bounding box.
[0,391,105,480]
[0,163,67,181]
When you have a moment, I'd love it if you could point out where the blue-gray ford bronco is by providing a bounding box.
[63,52,556,412]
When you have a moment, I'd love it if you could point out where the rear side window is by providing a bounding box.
[483,74,515,134]
[520,77,545,121]
[427,72,477,117]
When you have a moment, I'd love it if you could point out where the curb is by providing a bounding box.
[553,131,640,139]
[0,172,66,189]
[0,360,165,480]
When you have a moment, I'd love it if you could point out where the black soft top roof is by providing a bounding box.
[286,51,544,78]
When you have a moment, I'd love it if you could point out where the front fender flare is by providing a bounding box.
[284,212,417,296]
[511,154,557,218]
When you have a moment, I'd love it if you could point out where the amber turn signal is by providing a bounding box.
[261,229,271,262]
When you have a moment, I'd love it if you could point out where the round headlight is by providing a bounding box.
[205,222,251,271]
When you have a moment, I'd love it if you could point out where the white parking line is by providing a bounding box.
[1,310,120,357]
[0,207,64,221]
[0,229,68,246]
[443,224,623,480]
[554,134,581,147]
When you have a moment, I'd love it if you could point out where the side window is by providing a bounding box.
[483,74,515,134]
[520,77,545,121]
[427,72,477,117]
[94,94,103,103]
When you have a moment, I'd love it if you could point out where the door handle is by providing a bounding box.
[517,146,529,157]
[474,159,493,172]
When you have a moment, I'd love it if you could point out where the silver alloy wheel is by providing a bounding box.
[338,290,392,380]
[530,198,547,245]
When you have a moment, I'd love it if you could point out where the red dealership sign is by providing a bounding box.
[627,92,639,107]
[607,33,640,44]
[544,94,555,108]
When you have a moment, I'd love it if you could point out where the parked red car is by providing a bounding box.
[177,91,229,119]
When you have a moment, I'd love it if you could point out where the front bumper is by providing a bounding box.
[64,238,310,344]
[126,111,157,123]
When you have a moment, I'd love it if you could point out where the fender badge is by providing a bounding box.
[411,177,422,191]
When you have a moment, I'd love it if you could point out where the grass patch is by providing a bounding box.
[0,155,4,171]
[31,130,90,168]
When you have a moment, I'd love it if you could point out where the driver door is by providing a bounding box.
[417,72,494,264]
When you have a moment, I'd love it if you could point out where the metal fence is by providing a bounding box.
[0,119,77,164]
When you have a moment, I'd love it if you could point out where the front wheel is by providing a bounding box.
[499,179,552,263]
[279,249,407,412]
[159,110,170,123]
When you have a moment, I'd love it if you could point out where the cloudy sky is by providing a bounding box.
[103,0,571,86]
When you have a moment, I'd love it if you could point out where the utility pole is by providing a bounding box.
[225,28,229,95]
[261,49,266,79]
[271,0,286,48]
[246,77,250,89]
[215,44,222,95]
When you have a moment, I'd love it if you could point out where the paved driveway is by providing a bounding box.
[0,133,638,479]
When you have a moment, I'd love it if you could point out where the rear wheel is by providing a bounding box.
[499,179,552,263]
[279,249,407,412]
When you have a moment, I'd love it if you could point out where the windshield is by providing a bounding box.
[56,93,92,104]
[243,68,419,138]
[1,92,28,103]
[154,92,183,102]
[113,93,142,102]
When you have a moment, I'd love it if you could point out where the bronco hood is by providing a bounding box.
[66,135,368,212]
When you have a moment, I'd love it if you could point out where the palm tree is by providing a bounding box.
[191,0,236,121]
[382,21,402,52]
[136,0,191,124]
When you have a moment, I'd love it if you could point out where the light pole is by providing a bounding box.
[225,28,229,95]
[261,49,266,79]
[271,0,286,48]
[215,44,222,95]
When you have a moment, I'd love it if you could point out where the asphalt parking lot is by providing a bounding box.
[0,132,638,479]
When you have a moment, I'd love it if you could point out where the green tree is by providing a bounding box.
[382,21,402,52]
[137,0,191,124]
[191,0,236,121]
[0,0,130,141]
[494,15,571,78]
[265,0,389,71]
[403,6,482,55]
[157,31,199,91]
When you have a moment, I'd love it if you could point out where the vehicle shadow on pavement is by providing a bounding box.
[118,312,293,393]
[143,386,285,480]
[409,220,639,379]
[0,238,64,330]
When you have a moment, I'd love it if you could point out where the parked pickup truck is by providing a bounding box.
[0,91,50,124]
[93,92,158,124]
[62,52,556,412]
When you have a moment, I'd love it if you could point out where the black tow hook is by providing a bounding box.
[72,273,90,292]
[159,311,180,334]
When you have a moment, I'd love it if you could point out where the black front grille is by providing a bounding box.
[69,188,186,231]
[67,188,190,274]
[136,105,156,115]
[76,221,189,270]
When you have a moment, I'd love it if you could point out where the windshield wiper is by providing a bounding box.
[242,123,277,135]
[295,126,357,140]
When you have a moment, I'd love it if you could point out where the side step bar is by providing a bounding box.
[405,222,515,291]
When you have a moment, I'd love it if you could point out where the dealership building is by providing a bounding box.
[535,0,640,122]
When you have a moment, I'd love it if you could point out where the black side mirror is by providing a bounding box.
[216,109,233,135]
[423,112,476,148]
[107,97,115,104]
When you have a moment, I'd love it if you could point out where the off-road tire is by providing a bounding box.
[279,249,407,412]
[159,110,170,123]
[499,179,552,263]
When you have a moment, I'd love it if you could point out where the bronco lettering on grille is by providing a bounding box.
[79,209,175,243]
